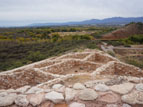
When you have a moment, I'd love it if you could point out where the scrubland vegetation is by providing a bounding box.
[0,23,143,71]
[107,34,143,46]
[0,26,108,71]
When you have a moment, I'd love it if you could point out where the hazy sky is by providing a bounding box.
[0,0,143,26]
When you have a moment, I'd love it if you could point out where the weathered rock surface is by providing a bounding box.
[52,84,63,89]
[69,102,85,107]
[65,88,77,102]
[26,87,44,94]
[78,89,98,100]
[121,91,143,105]
[97,92,120,103]
[15,95,29,107]
[95,84,109,92]
[73,83,86,90]
[27,93,45,106]
[122,104,131,107]
[84,81,94,88]
[45,91,64,103]
[110,83,134,94]
[16,86,31,94]
[0,93,17,106]
[135,84,143,91]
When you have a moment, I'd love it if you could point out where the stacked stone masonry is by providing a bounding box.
[0,49,143,107]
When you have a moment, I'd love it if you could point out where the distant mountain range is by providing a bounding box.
[30,17,143,27]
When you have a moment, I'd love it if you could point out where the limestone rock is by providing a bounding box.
[52,84,63,89]
[110,83,134,94]
[73,83,86,90]
[0,93,17,106]
[52,84,65,93]
[84,81,94,88]
[95,84,109,92]
[135,83,143,91]
[0,90,5,93]
[44,89,51,93]
[78,89,98,100]
[65,88,77,102]
[69,102,85,107]
[27,92,45,106]
[122,104,131,107]
[16,86,31,94]
[56,86,65,93]
[45,91,64,103]
[0,92,7,97]
[136,91,143,104]
[6,89,16,93]
[127,77,140,83]
[97,92,120,103]
[121,91,137,105]
[15,95,29,107]
[26,87,44,94]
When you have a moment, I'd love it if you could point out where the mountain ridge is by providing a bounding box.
[30,17,143,27]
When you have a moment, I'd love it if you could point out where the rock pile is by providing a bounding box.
[0,49,143,107]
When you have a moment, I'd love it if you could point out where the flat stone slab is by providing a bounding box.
[45,91,64,103]
[97,92,120,103]
[121,91,143,105]
[15,95,29,107]
[78,89,98,100]
[73,83,86,90]
[110,83,134,94]
[95,84,109,92]
[65,88,77,102]
[0,93,17,106]
[52,84,63,89]
[27,92,45,106]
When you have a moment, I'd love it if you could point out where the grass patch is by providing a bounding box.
[124,57,143,69]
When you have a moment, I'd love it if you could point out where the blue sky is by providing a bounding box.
[0,0,143,26]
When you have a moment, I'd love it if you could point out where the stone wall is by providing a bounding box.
[0,49,143,107]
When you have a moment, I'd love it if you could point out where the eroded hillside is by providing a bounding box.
[102,23,143,40]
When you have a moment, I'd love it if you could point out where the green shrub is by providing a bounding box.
[27,51,45,62]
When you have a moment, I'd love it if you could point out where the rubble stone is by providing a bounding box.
[135,84,143,91]
[45,91,64,103]
[15,95,29,107]
[0,93,17,106]
[78,89,98,100]
[65,88,77,102]
[110,83,134,94]
[73,83,86,90]
[95,84,109,92]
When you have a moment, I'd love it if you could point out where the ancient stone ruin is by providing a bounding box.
[0,49,143,107]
